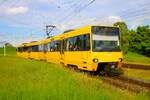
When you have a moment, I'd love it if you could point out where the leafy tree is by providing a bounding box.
[129,25,150,57]
[113,22,129,54]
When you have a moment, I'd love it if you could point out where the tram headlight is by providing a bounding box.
[93,58,99,63]
[118,58,123,62]
[111,65,115,69]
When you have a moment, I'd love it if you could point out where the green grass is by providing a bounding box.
[0,46,16,56]
[0,56,149,100]
[123,68,150,82]
[124,52,150,65]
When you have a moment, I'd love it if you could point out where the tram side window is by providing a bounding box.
[82,34,90,51]
[23,47,28,52]
[39,44,44,52]
[49,41,55,52]
[64,39,67,51]
[44,44,48,52]
[28,47,32,52]
[55,41,60,51]
[64,34,90,51]
[22,47,24,52]
[48,40,60,52]
[32,45,39,52]
[75,36,82,51]
[18,48,20,52]
[47,43,50,52]
[67,37,75,51]
[18,48,22,52]
[23,47,25,52]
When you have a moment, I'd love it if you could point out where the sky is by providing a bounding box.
[0,0,150,46]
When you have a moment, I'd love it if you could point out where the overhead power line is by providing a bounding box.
[76,0,95,13]
[57,0,96,24]
[117,2,150,18]
[55,0,86,23]
[117,1,150,15]
[122,11,150,20]
[119,4,150,18]
[61,0,96,26]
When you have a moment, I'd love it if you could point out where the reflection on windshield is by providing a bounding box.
[92,40,121,52]
[92,26,119,36]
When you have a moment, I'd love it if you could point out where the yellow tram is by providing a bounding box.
[17,26,123,74]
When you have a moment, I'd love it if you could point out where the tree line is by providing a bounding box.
[114,22,150,57]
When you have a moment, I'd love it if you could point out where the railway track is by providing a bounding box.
[68,67,150,93]
[103,75,150,93]
[122,63,150,70]
[67,65,150,93]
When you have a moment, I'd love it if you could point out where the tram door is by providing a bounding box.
[60,40,65,64]
[81,34,90,68]
[28,47,31,58]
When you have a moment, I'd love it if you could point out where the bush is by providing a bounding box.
[129,26,150,57]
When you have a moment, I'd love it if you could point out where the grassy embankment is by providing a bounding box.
[0,56,149,100]
[123,68,150,82]
[123,52,150,81]
[124,52,150,65]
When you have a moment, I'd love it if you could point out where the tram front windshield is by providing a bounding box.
[92,26,121,52]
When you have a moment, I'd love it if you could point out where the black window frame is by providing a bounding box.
[64,33,90,51]
[31,45,39,52]
[47,40,61,52]
[92,26,119,36]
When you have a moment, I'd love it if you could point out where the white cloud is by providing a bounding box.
[5,6,28,15]
[108,16,122,22]
[91,16,122,26]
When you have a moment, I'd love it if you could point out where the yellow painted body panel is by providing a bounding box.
[17,52,22,57]
[46,52,60,64]
[91,52,123,62]
[38,52,46,60]
[29,52,39,60]
[17,52,28,58]
[22,52,28,58]
[88,52,123,71]
[62,51,89,68]
[61,51,122,71]
[64,52,83,65]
